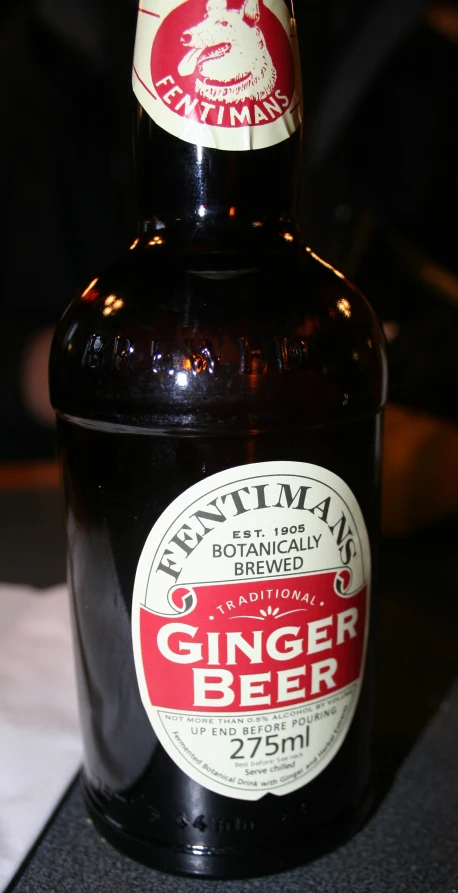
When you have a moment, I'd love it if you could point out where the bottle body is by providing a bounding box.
[51,239,385,877]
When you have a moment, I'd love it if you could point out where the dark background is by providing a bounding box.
[1,8,458,887]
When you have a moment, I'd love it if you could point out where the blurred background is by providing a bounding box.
[1,13,457,884]
[1,0,458,535]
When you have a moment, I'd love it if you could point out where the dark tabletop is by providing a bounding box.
[1,475,457,893]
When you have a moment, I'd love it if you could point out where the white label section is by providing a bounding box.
[132,461,371,800]
[132,0,303,151]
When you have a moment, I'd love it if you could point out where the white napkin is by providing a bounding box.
[0,584,83,892]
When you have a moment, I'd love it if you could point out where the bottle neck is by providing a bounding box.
[135,113,302,246]
[132,0,302,248]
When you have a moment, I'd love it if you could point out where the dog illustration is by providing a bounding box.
[178,0,277,105]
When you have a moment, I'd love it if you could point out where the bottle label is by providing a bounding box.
[132,0,303,151]
[132,461,371,801]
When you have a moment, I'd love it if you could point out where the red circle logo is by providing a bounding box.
[151,0,295,129]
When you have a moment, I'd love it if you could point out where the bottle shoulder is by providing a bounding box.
[56,241,380,320]
[50,243,387,432]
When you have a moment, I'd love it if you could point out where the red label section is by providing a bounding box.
[140,572,367,712]
[151,0,296,130]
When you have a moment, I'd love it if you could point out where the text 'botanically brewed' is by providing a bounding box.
[132,461,371,800]
[133,0,303,150]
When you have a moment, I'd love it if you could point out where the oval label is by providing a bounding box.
[132,0,303,151]
[132,461,371,800]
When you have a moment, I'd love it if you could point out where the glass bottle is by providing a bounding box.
[50,0,386,878]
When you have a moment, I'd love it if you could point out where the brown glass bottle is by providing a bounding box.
[50,0,386,879]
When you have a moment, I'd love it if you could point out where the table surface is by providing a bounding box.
[1,461,458,893]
